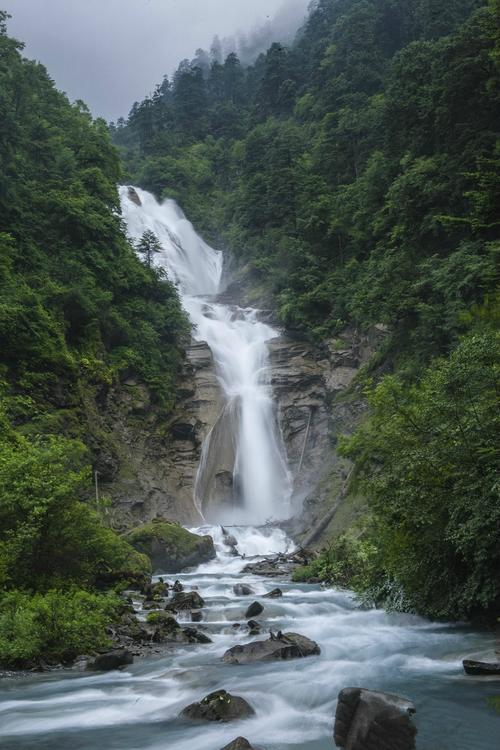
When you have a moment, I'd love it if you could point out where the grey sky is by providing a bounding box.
[3,0,310,121]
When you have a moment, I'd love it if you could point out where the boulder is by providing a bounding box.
[463,659,500,676]
[88,649,134,671]
[166,591,205,611]
[242,560,285,577]
[191,610,203,622]
[263,588,282,599]
[245,601,264,619]
[180,689,255,722]
[223,632,320,664]
[182,627,212,644]
[334,688,417,750]
[247,620,261,635]
[220,739,255,750]
[173,580,184,592]
[234,584,254,596]
[124,519,216,573]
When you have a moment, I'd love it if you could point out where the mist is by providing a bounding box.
[2,0,310,121]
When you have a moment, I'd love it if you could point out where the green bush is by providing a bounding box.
[0,589,120,667]
[293,535,378,591]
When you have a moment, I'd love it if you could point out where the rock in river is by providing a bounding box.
[463,659,500,676]
[334,687,417,750]
[263,588,282,599]
[234,584,254,596]
[220,739,256,750]
[88,649,134,671]
[181,689,255,722]
[245,601,264,618]
[223,632,320,664]
[166,591,205,611]
[124,518,216,573]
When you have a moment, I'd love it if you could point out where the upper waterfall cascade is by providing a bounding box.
[119,186,292,525]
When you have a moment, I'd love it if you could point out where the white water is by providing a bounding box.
[119,187,291,525]
[1,526,498,750]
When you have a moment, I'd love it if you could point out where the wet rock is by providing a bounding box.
[234,584,254,596]
[124,519,216,573]
[127,186,142,206]
[88,650,134,671]
[263,588,282,599]
[245,601,264,619]
[242,560,285,577]
[173,580,184,593]
[180,689,255,722]
[247,620,261,635]
[334,688,417,750]
[220,739,256,750]
[463,659,500,676]
[191,610,203,623]
[223,632,320,664]
[222,527,238,548]
[166,591,205,611]
[182,627,212,644]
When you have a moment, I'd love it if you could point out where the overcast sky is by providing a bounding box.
[3,0,309,121]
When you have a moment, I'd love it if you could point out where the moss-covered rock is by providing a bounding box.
[124,518,216,573]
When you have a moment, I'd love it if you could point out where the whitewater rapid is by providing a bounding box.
[1,525,498,750]
[119,187,291,526]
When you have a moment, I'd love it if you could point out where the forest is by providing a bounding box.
[0,0,499,669]
[113,0,500,620]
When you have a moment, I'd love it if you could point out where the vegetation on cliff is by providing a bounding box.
[0,11,186,667]
[114,0,500,620]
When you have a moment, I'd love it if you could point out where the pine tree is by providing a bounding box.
[136,230,162,268]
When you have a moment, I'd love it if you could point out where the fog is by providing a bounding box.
[3,0,310,121]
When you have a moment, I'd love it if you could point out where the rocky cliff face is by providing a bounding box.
[269,327,387,541]
[96,339,223,527]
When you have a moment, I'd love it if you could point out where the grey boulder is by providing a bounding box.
[88,649,134,671]
[234,584,254,596]
[245,601,264,618]
[166,591,205,611]
[181,689,255,722]
[334,688,417,750]
[223,632,320,664]
[220,739,256,750]
[463,659,500,676]
[263,588,282,599]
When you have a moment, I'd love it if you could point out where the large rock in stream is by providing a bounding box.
[220,739,258,750]
[334,688,417,750]
[124,518,215,573]
[181,689,255,722]
[223,632,320,664]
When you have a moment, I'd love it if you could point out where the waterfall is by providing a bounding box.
[119,186,292,525]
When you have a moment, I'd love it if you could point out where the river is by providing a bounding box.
[0,190,498,749]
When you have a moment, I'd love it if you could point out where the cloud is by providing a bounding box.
[3,0,310,120]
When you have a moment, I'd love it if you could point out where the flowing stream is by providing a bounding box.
[0,190,498,749]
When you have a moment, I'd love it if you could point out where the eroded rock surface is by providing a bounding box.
[334,688,417,750]
[181,689,255,723]
[223,632,320,664]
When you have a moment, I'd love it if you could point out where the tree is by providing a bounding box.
[136,230,162,268]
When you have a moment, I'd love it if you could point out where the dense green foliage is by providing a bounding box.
[0,11,188,422]
[341,325,500,619]
[114,0,499,362]
[0,589,119,667]
[0,12,181,666]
